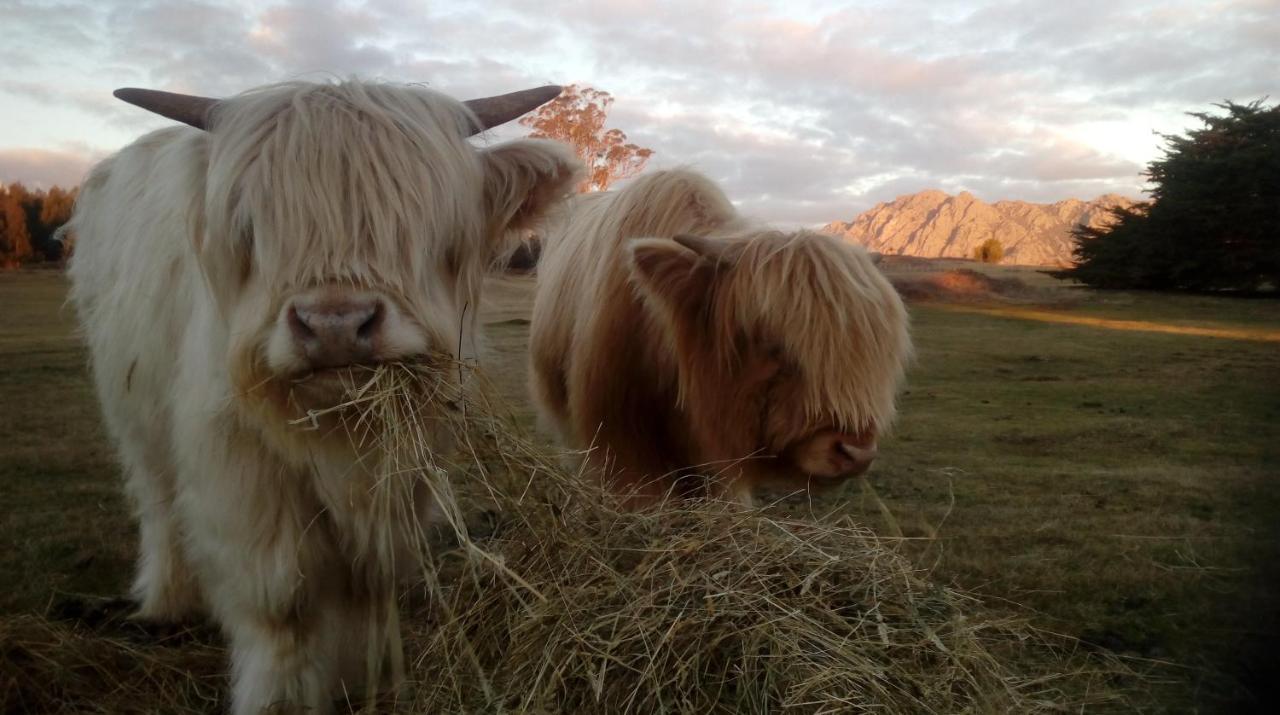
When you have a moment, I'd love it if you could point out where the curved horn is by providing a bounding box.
[113,88,219,130]
[463,85,562,134]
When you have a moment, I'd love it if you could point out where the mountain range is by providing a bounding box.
[822,190,1136,266]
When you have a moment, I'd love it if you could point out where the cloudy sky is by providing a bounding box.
[1,0,1275,224]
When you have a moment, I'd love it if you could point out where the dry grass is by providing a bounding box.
[9,269,1273,712]
[0,613,226,712]
[0,356,1143,713]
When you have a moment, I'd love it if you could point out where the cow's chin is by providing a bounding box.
[789,452,873,482]
[758,460,863,490]
[777,430,877,485]
[796,463,868,484]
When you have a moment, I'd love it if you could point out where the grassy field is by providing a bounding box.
[2,264,1278,712]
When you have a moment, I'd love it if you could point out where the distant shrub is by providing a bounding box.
[973,238,1004,264]
[1,183,77,268]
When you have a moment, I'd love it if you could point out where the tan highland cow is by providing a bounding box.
[530,169,911,507]
[68,80,580,714]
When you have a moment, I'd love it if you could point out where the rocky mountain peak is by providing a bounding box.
[822,190,1137,266]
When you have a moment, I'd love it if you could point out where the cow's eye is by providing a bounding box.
[236,229,255,281]
[767,348,798,377]
[442,246,460,274]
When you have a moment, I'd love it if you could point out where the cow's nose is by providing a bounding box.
[836,440,877,476]
[287,295,385,368]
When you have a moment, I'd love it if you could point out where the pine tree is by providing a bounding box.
[1057,101,1280,291]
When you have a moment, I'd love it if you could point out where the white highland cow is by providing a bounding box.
[67,80,580,713]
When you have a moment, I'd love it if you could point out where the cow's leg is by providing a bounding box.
[118,443,201,621]
[528,351,574,446]
[131,490,201,620]
[331,595,404,705]
[223,598,344,715]
[583,443,680,510]
[217,533,410,714]
[706,471,756,507]
[197,518,346,715]
[202,505,345,715]
[89,349,202,621]
[172,424,347,715]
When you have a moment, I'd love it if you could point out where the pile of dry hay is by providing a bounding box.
[336,362,1133,713]
[2,360,1137,713]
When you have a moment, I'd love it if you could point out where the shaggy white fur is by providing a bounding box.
[68,79,580,714]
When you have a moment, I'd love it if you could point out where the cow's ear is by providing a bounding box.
[481,139,583,245]
[628,238,721,315]
[671,233,734,264]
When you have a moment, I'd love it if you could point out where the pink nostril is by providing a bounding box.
[356,302,384,341]
[837,441,877,466]
[288,306,315,339]
[287,295,385,367]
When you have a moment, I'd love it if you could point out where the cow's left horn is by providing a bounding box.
[463,85,562,134]
[114,88,219,130]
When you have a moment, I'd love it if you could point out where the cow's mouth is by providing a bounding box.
[285,363,387,405]
[272,353,462,419]
[291,363,382,381]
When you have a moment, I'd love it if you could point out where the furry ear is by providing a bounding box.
[628,238,721,315]
[672,233,734,264]
[481,139,583,245]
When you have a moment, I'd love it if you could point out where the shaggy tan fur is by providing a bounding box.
[530,169,911,506]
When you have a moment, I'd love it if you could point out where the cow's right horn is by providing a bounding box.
[463,85,562,134]
[114,88,219,130]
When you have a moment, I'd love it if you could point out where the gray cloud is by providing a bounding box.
[104,1,276,93]
[0,80,118,115]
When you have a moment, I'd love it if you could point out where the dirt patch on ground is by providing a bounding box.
[889,268,1045,304]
